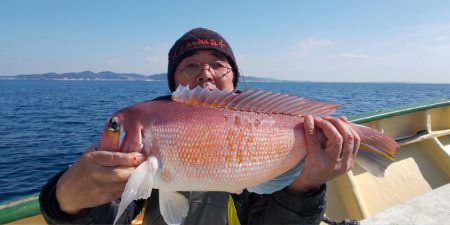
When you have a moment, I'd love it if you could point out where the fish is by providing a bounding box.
[98,85,399,225]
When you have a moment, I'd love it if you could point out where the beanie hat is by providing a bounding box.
[167,27,240,92]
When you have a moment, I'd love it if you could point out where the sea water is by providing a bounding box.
[0,80,449,202]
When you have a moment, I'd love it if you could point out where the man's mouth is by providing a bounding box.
[199,82,217,90]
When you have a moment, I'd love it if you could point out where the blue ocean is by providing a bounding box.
[0,80,449,202]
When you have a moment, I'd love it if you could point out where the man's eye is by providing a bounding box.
[211,62,227,69]
[184,63,200,70]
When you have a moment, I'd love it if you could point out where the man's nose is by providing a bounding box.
[197,64,213,82]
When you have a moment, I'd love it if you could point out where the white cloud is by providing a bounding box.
[434,35,447,42]
[297,38,333,50]
[230,23,450,83]
[340,53,369,59]
[279,38,334,62]
[387,22,450,48]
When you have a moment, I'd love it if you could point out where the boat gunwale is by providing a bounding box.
[0,193,41,224]
[348,99,450,124]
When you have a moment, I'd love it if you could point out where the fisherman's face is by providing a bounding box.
[174,50,235,91]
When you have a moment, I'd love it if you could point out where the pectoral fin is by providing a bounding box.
[113,156,159,225]
[159,191,189,225]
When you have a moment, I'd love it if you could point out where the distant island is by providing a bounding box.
[0,71,281,82]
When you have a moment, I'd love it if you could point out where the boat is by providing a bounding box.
[0,193,144,225]
[1,99,449,225]
[326,99,450,224]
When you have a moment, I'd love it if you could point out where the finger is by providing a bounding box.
[91,165,135,184]
[94,186,125,203]
[348,126,361,160]
[314,117,343,159]
[303,115,321,152]
[325,118,358,173]
[325,118,354,160]
[338,116,349,122]
[337,116,361,159]
[108,167,136,183]
[85,144,98,153]
[337,116,360,159]
[89,151,146,167]
[100,181,128,194]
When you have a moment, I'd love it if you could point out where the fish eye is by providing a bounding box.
[109,117,120,132]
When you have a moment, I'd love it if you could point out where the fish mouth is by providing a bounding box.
[118,127,144,153]
[119,127,125,148]
[139,129,144,153]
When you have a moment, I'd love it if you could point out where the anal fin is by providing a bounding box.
[159,191,189,225]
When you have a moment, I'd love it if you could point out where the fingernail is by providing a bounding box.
[134,153,146,162]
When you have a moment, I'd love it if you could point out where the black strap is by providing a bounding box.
[322,216,360,225]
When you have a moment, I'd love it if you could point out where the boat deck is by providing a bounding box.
[362,183,450,225]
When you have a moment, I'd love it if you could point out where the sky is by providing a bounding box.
[1,0,450,83]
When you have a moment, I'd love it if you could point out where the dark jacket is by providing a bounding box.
[40,170,326,225]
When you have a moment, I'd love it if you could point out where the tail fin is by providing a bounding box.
[356,151,394,177]
[350,123,399,177]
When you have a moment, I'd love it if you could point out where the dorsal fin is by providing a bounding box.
[172,85,340,117]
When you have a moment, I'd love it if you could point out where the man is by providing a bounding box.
[40,27,360,224]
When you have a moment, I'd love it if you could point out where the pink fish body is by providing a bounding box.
[99,86,398,224]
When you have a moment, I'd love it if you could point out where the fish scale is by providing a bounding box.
[146,103,305,192]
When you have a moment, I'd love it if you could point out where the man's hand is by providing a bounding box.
[288,115,361,193]
[55,145,146,215]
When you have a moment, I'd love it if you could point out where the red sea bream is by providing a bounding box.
[98,86,399,224]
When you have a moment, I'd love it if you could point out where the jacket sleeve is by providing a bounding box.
[39,169,145,225]
[232,184,326,225]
